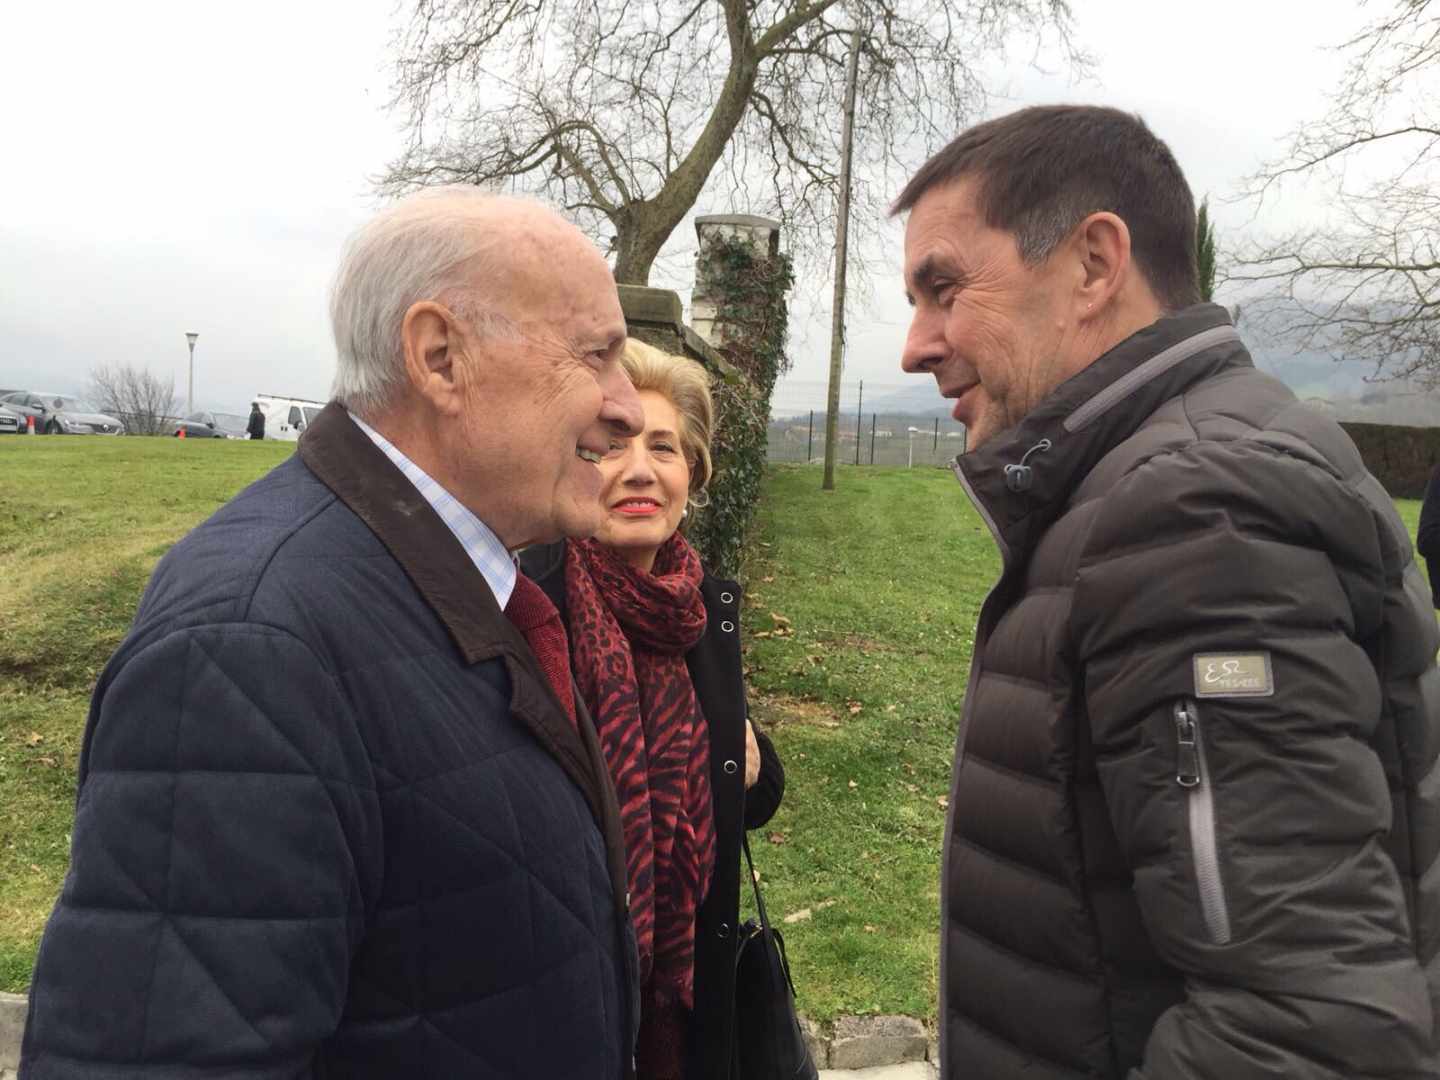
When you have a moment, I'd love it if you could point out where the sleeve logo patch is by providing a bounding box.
[1193,653,1274,698]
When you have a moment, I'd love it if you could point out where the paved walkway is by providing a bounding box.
[822,1063,937,1079]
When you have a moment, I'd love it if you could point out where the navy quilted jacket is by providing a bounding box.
[21,405,639,1079]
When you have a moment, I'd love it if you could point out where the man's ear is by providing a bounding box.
[401,301,466,417]
[1072,211,1132,319]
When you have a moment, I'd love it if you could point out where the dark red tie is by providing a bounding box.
[504,572,577,729]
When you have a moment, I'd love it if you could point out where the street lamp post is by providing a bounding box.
[185,332,199,414]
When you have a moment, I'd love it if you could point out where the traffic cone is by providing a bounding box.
[25,415,34,435]
[177,427,186,439]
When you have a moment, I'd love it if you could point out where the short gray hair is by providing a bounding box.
[329,187,526,417]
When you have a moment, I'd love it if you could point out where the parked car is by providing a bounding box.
[254,394,326,441]
[0,391,125,435]
[173,411,249,439]
[0,403,22,434]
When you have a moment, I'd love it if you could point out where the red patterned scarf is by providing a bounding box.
[565,534,717,1012]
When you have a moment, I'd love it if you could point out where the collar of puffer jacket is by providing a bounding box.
[954,302,1249,564]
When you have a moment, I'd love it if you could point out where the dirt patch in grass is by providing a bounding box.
[751,692,845,730]
[832,633,894,654]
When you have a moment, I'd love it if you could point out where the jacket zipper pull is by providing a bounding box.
[1174,701,1201,788]
[1003,437,1053,493]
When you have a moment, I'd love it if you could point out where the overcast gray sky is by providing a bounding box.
[0,1,1365,417]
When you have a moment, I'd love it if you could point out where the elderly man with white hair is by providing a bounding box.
[21,190,646,1079]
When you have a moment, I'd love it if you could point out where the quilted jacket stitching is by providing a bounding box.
[236,490,339,625]
[405,782,603,939]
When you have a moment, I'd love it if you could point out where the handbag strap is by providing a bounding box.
[741,831,771,931]
[741,831,799,998]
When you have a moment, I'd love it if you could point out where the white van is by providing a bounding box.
[255,394,327,442]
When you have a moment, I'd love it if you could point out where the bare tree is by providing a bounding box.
[1229,0,1439,384]
[89,364,177,436]
[382,0,1082,285]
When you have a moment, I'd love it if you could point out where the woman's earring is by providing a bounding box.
[682,506,690,520]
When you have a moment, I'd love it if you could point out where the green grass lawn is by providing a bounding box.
[0,439,1430,1024]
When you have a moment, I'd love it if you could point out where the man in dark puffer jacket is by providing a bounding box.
[895,105,1439,1078]
[21,190,645,1078]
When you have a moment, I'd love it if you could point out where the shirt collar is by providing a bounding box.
[347,411,516,608]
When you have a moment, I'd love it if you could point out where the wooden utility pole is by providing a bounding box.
[854,379,863,466]
[821,26,862,491]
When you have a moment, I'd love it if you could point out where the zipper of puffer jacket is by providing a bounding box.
[1174,698,1232,945]
[950,456,1013,763]
[938,456,1015,1075]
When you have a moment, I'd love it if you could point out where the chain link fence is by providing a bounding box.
[766,411,967,468]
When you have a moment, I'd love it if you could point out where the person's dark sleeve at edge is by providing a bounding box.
[1416,462,1440,607]
[743,723,784,831]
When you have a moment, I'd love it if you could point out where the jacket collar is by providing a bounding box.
[298,403,636,945]
[298,402,515,665]
[955,303,1248,562]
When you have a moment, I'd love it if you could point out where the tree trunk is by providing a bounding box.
[611,207,670,285]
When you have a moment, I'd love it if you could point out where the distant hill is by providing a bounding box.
[774,324,1439,429]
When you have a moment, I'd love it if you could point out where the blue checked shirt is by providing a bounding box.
[348,412,516,609]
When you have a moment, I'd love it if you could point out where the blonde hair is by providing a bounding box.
[619,339,715,507]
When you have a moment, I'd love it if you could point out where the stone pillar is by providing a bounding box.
[690,213,782,351]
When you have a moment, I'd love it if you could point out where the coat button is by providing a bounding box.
[721,620,735,633]
[718,922,730,937]
[723,759,738,774]
[720,591,734,604]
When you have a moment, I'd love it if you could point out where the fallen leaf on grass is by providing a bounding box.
[26,732,43,746]
[937,796,950,809]
[783,898,837,925]
[885,704,897,713]
[38,756,57,768]
[768,832,787,845]
[904,783,918,794]
[864,925,878,933]
[847,780,858,790]
[761,575,775,583]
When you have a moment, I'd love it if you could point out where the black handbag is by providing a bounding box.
[732,833,820,1080]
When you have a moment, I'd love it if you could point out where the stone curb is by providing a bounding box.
[0,992,936,1075]
[802,1014,933,1071]
[0,992,27,1071]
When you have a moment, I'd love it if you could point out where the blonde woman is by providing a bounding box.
[521,339,784,1079]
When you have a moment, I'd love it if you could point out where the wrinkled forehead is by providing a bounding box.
[902,179,985,260]
[495,227,625,336]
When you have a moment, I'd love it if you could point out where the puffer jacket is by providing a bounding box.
[941,304,1440,1078]
[22,404,638,1079]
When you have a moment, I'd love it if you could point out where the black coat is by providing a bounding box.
[246,407,265,439]
[22,405,638,1079]
[1416,463,1440,606]
[944,304,1439,1077]
[521,541,784,1080]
